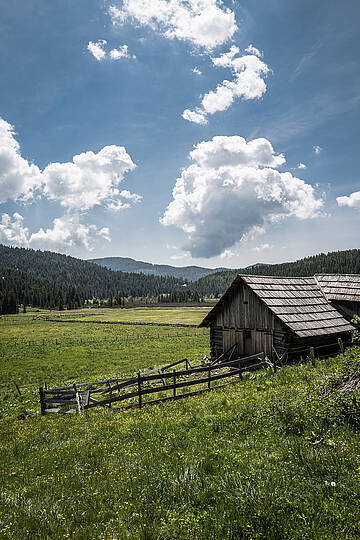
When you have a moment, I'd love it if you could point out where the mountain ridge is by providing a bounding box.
[88,256,228,281]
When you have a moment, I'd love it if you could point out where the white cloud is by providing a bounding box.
[220,248,235,259]
[0,117,140,215]
[87,40,107,61]
[0,213,29,246]
[0,213,108,252]
[170,251,190,261]
[0,118,41,204]
[97,227,111,242]
[297,162,307,169]
[42,145,136,211]
[245,44,262,58]
[107,189,142,211]
[192,67,202,76]
[183,46,270,124]
[182,108,208,125]
[88,40,135,61]
[161,135,323,258]
[337,191,360,209]
[313,145,322,154]
[109,0,237,50]
[109,45,136,60]
[252,243,273,252]
[29,215,100,251]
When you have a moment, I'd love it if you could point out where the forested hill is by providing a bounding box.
[192,249,360,297]
[0,245,187,311]
[88,256,226,281]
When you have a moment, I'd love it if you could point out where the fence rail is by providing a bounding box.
[38,339,360,416]
[39,353,266,415]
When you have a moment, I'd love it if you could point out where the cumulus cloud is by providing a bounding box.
[87,40,107,61]
[0,117,140,215]
[313,145,322,154]
[109,45,136,60]
[0,213,29,246]
[88,40,135,61]
[0,213,111,252]
[42,145,137,211]
[107,189,143,211]
[245,44,262,57]
[220,249,235,259]
[183,46,270,124]
[109,0,237,50]
[161,136,323,258]
[0,118,41,204]
[29,215,105,251]
[297,162,307,169]
[337,191,360,209]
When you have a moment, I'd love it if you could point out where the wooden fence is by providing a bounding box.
[39,352,267,415]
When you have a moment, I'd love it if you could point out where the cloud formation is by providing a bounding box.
[87,40,136,61]
[42,145,137,211]
[337,191,360,209]
[0,118,41,204]
[109,0,237,50]
[161,136,323,258]
[0,117,139,212]
[0,117,141,252]
[182,46,270,124]
[0,213,110,252]
[313,145,322,154]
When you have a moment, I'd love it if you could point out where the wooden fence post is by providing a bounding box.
[108,380,112,408]
[137,372,142,409]
[173,369,176,398]
[208,366,211,389]
[76,392,82,415]
[338,338,344,354]
[39,387,46,415]
[310,347,315,367]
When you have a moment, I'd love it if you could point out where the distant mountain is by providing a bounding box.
[88,256,228,281]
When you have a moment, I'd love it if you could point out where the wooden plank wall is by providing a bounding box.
[210,282,285,359]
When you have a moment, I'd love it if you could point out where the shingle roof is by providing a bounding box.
[200,274,354,338]
[315,274,360,303]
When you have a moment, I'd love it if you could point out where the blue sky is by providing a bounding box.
[0,0,359,267]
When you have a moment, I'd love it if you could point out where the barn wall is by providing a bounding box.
[213,281,282,330]
[209,282,285,359]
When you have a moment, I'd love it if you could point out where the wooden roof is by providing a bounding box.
[315,274,360,303]
[200,274,353,338]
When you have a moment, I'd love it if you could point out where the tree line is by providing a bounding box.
[191,249,360,297]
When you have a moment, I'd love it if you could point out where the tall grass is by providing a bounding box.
[0,309,359,538]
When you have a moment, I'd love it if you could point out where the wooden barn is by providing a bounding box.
[199,275,354,361]
[315,274,360,320]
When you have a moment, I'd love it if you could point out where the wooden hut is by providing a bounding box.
[199,275,354,361]
[315,274,360,320]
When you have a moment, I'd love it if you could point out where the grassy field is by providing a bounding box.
[1,308,360,539]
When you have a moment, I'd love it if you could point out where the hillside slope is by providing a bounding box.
[0,244,187,301]
[192,248,360,297]
[88,256,227,281]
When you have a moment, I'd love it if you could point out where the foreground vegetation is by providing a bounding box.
[1,308,360,539]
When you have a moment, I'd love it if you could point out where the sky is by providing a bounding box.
[0,0,359,268]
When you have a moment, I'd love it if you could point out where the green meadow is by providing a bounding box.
[0,308,360,539]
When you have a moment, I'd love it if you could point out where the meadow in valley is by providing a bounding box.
[0,307,360,539]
